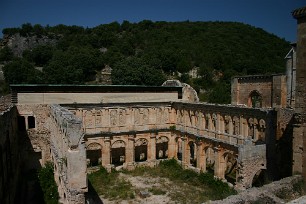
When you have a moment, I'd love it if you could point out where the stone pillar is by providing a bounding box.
[102,138,111,169]
[293,122,303,174]
[240,116,248,137]
[25,116,29,129]
[148,133,156,166]
[196,142,205,172]
[293,7,306,180]
[254,123,259,141]
[231,77,239,105]
[181,137,189,167]
[125,135,135,170]
[214,147,225,179]
[168,133,177,159]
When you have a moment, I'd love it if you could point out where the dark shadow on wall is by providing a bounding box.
[275,117,294,179]
[16,116,45,204]
[85,180,103,204]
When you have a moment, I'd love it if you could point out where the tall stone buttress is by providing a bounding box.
[292,7,306,179]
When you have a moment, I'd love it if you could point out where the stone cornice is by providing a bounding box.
[292,7,306,19]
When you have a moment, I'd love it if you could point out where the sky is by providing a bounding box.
[0,0,305,42]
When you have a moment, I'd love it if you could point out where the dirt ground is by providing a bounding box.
[99,173,178,204]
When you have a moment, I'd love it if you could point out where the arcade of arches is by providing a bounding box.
[67,101,271,190]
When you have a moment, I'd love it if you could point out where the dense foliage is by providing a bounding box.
[0,21,290,102]
[38,162,59,204]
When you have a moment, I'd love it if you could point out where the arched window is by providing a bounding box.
[248,91,262,108]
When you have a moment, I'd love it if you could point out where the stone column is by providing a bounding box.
[181,137,189,168]
[168,133,177,159]
[25,116,29,129]
[102,138,111,170]
[214,147,225,179]
[196,142,205,172]
[148,133,156,166]
[125,135,135,170]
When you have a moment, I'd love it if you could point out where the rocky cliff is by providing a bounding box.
[1,33,58,57]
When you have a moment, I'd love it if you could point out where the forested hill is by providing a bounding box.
[0,21,290,103]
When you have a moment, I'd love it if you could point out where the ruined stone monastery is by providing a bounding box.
[1,6,306,204]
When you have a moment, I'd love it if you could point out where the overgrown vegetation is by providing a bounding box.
[88,167,135,200]
[38,162,59,204]
[0,21,290,102]
[88,159,236,203]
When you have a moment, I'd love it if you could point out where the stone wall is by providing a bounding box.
[231,74,287,108]
[66,101,276,189]
[0,104,21,203]
[49,105,87,204]
[209,175,302,204]
[292,7,306,179]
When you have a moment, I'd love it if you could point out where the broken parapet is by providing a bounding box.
[235,139,267,190]
[50,104,87,204]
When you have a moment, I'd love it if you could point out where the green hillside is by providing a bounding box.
[0,21,290,103]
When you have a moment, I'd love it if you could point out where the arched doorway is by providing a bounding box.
[111,140,125,166]
[156,136,169,160]
[86,143,102,167]
[252,169,267,187]
[248,90,262,108]
[135,138,148,162]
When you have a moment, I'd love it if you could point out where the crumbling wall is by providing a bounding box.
[49,104,87,204]
[236,141,266,190]
[209,175,303,204]
[231,75,287,108]
[16,104,52,170]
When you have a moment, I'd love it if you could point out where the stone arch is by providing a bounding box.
[224,115,232,134]
[205,146,215,173]
[257,119,266,142]
[219,114,225,133]
[187,141,196,167]
[195,111,201,128]
[119,109,126,126]
[252,169,267,187]
[177,109,184,124]
[223,152,237,184]
[248,90,262,108]
[237,158,266,189]
[156,136,169,160]
[248,118,255,139]
[111,140,126,166]
[84,110,94,128]
[205,113,211,130]
[86,142,102,167]
[232,116,240,135]
[135,138,148,162]
[211,113,217,131]
[176,137,183,160]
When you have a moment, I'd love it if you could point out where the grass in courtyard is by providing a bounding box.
[88,167,135,200]
[88,159,237,203]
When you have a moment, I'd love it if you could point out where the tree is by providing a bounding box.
[208,82,231,104]
[23,44,54,66]
[112,57,166,86]
[3,58,43,84]
[0,47,14,62]
[43,46,103,84]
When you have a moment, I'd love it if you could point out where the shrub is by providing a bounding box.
[38,162,59,204]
